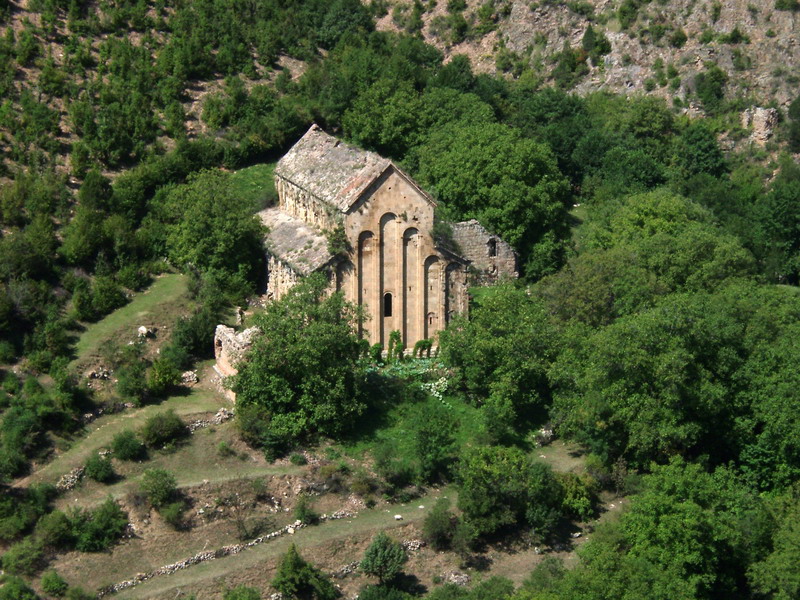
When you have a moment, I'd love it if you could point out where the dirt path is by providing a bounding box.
[109,489,455,599]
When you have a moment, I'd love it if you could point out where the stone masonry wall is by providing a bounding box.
[451,219,518,285]
[275,174,338,232]
[266,255,302,301]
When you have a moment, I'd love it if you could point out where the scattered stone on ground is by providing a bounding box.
[56,467,85,492]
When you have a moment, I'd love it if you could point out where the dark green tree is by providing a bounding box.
[272,544,337,600]
[360,532,407,584]
[234,274,366,442]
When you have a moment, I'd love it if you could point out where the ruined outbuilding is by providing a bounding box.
[214,125,517,378]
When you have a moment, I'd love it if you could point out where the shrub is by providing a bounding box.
[358,585,412,600]
[73,497,128,552]
[139,410,188,449]
[294,494,318,525]
[223,585,261,600]
[116,361,149,403]
[558,472,596,520]
[34,511,74,549]
[159,501,186,529]
[235,403,271,448]
[111,430,146,461]
[422,498,457,550]
[41,570,68,597]
[84,454,115,483]
[289,453,308,466]
[65,588,94,600]
[139,468,178,508]
[217,441,236,457]
[1,537,45,576]
[90,277,127,316]
[0,576,39,600]
[147,358,180,398]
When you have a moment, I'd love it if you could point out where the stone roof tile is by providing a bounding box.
[275,124,391,213]
[258,207,333,275]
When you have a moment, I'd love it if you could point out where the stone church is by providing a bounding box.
[215,124,516,378]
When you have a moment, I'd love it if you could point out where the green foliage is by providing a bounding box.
[147,357,180,398]
[440,285,557,439]
[1,537,45,576]
[294,494,319,525]
[360,532,408,583]
[695,64,728,114]
[359,585,412,600]
[414,404,456,483]
[72,497,128,552]
[457,446,562,539]
[139,410,188,449]
[422,498,458,550]
[0,576,39,600]
[224,586,262,600]
[272,544,337,600]
[139,468,178,508]
[159,501,186,530]
[160,169,266,294]
[33,510,74,550]
[41,570,69,597]
[234,274,366,442]
[84,454,115,484]
[111,430,146,461]
[414,122,570,278]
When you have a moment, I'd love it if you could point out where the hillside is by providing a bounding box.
[379,0,800,109]
[2,1,800,600]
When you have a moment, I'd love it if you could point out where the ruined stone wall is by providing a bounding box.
[266,255,302,301]
[451,220,518,285]
[213,325,261,400]
[275,174,338,231]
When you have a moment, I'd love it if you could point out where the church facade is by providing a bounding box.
[215,125,517,381]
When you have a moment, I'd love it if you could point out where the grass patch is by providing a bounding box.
[72,274,190,367]
[26,381,222,489]
[339,373,484,468]
[229,162,277,211]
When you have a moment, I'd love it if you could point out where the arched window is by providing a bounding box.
[383,292,393,317]
[487,238,497,257]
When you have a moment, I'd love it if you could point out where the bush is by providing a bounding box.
[159,501,186,529]
[139,410,188,449]
[34,511,74,549]
[422,498,457,550]
[223,585,261,600]
[116,360,149,403]
[0,576,39,600]
[90,277,127,317]
[139,468,178,508]
[65,588,94,600]
[1,537,45,576]
[294,494,318,525]
[358,585,412,600]
[111,430,146,461]
[73,497,128,552]
[147,358,180,398]
[84,454,115,484]
[289,453,307,465]
[41,570,68,597]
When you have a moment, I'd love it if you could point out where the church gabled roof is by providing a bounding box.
[275,124,434,213]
